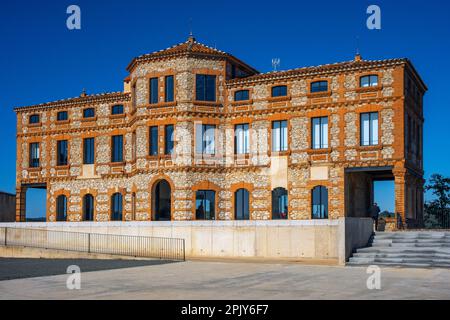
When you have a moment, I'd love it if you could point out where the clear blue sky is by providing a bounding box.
[1,0,449,216]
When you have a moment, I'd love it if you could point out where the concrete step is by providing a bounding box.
[348,257,450,268]
[352,252,450,259]
[358,247,450,254]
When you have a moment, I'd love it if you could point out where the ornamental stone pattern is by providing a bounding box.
[14,37,427,229]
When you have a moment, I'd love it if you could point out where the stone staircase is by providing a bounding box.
[347,231,450,268]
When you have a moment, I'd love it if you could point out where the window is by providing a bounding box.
[83,138,95,164]
[196,124,216,155]
[235,189,250,220]
[83,108,95,118]
[272,120,288,152]
[165,75,174,102]
[234,90,249,101]
[150,77,159,104]
[111,105,124,115]
[272,188,288,220]
[83,194,94,221]
[311,117,329,149]
[29,143,40,168]
[57,111,68,121]
[271,85,288,97]
[360,112,379,146]
[56,195,67,222]
[111,193,123,221]
[360,75,379,88]
[311,81,328,93]
[131,192,136,220]
[111,135,123,163]
[196,74,216,101]
[195,190,215,220]
[312,186,328,219]
[132,83,137,109]
[57,140,68,166]
[165,125,174,155]
[29,114,40,124]
[149,126,158,156]
[235,124,250,155]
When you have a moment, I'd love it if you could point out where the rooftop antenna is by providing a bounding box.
[272,58,281,72]
[355,36,362,61]
[188,17,193,38]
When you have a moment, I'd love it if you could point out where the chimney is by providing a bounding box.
[123,76,131,93]
[80,89,87,97]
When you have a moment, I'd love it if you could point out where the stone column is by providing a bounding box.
[15,186,27,222]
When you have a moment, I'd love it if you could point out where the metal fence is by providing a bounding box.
[0,227,185,261]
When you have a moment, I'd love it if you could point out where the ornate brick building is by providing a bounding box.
[14,36,426,229]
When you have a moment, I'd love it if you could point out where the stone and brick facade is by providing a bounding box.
[14,36,427,229]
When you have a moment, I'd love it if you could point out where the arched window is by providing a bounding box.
[83,194,94,221]
[195,190,216,220]
[131,192,136,221]
[56,195,67,221]
[235,189,250,220]
[111,193,123,221]
[312,186,328,219]
[272,188,288,220]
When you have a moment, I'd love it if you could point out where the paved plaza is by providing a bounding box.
[0,258,449,300]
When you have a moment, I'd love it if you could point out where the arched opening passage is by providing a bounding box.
[152,180,171,221]
[56,195,67,222]
[272,187,288,220]
[235,188,250,220]
[312,186,328,219]
[83,194,94,221]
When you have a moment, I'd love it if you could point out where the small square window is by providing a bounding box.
[111,105,124,115]
[271,86,288,97]
[83,108,95,118]
[29,114,40,124]
[57,111,68,121]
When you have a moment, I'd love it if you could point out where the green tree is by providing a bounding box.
[424,174,450,229]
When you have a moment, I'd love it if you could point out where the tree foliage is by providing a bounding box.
[424,174,450,229]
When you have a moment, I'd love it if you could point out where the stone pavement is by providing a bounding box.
[0,259,449,300]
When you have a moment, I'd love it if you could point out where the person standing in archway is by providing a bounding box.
[370,203,381,232]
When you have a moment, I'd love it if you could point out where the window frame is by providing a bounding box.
[311,117,329,149]
[164,124,174,155]
[234,123,250,155]
[310,81,329,93]
[57,140,68,166]
[29,142,40,168]
[83,137,95,165]
[29,114,40,124]
[312,186,328,219]
[360,75,379,88]
[111,135,124,163]
[83,108,95,118]
[195,190,216,220]
[149,126,159,156]
[56,195,67,222]
[234,90,250,102]
[234,188,250,220]
[149,77,159,104]
[111,105,124,115]
[111,193,123,221]
[196,124,216,155]
[271,85,288,98]
[195,74,217,102]
[360,112,379,146]
[57,111,68,122]
[272,187,288,220]
[83,194,94,221]
[271,120,288,153]
[165,75,174,103]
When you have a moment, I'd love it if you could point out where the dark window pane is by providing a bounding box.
[312,186,328,219]
[271,85,287,97]
[111,193,123,221]
[311,81,328,93]
[150,78,159,104]
[29,114,40,124]
[234,90,250,101]
[57,111,68,121]
[83,108,95,118]
[196,190,216,220]
[29,143,40,168]
[165,125,174,155]
[83,138,95,164]
[57,140,68,166]
[360,75,379,87]
[83,194,94,221]
[272,188,288,220]
[150,126,159,156]
[235,189,250,220]
[111,135,123,163]
[196,74,216,101]
[165,76,174,102]
[111,105,124,115]
[56,195,67,221]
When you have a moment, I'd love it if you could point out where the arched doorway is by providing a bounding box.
[152,180,171,221]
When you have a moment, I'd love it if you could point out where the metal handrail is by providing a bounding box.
[0,227,185,261]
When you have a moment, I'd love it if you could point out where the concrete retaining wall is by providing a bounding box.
[0,218,373,264]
